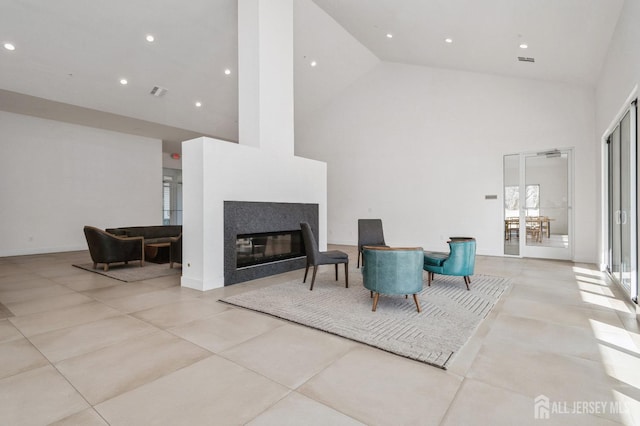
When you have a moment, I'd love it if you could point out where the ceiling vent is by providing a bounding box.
[150,86,168,97]
[517,56,535,63]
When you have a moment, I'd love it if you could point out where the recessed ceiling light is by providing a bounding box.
[386,33,393,39]
[519,43,528,49]
[224,68,231,75]
[310,60,317,67]
[3,42,15,51]
[146,34,155,43]
[195,101,202,107]
[445,38,453,44]
[119,78,128,85]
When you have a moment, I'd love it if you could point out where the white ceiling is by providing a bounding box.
[0,0,625,152]
[313,0,624,85]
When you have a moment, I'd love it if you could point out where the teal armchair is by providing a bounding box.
[423,239,476,290]
[362,246,424,312]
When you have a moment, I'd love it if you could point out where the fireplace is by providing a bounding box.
[224,201,318,285]
[236,230,304,268]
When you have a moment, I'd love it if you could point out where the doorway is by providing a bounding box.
[163,168,182,225]
[503,150,573,260]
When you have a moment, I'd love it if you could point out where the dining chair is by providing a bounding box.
[300,222,349,291]
[357,219,388,268]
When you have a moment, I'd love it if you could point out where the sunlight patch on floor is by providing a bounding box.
[575,274,608,286]
[580,292,634,314]
[577,281,615,296]
[612,389,640,425]
[572,266,604,277]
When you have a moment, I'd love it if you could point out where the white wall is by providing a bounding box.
[296,62,597,262]
[162,152,182,169]
[0,111,163,256]
[595,0,640,267]
[596,0,640,136]
[292,0,380,123]
[238,0,295,155]
[181,137,327,291]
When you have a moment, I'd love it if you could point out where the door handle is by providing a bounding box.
[621,210,628,225]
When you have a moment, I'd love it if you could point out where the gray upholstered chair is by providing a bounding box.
[83,226,144,271]
[300,222,349,291]
[357,219,388,268]
[361,246,424,312]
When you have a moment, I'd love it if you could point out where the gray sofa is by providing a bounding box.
[105,225,182,244]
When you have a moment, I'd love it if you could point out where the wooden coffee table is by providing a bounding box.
[145,242,171,263]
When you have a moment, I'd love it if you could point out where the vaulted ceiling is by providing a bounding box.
[0,0,624,153]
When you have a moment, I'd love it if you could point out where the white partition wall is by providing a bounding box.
[179,0,328,291]
[181,137,326,291]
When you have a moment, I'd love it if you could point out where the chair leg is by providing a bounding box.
[309,266,318,291]
[357,251,361,269]
[370,290,373,298]
[344,262,349,288]
[413,294,421,313]
[372,293,380,312]
[104,264,109,272]
[427,271,432,286]
[93,262,97,269]
[140,259,144,267]
[464,276,470,291]
[334,264,338,281]
[303,262,310,283]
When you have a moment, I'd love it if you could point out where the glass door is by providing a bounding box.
[609,122,623,286]
[607,104,637,302]
[503,150,573,260]
[503,155,520,256]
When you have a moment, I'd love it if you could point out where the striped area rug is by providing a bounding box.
[220,272,511,369]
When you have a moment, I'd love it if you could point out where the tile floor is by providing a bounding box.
[1,246,640,425]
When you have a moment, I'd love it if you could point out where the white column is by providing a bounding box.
[238,0,294,156]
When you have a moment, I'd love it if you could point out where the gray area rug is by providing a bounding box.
[73,263,181,282]
[220,273,511,369]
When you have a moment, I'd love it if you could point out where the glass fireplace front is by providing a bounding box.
[236,230,305,268]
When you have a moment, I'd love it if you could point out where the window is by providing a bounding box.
[504,184,540,217]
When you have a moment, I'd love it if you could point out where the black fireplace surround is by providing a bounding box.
[224,201,318,285]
